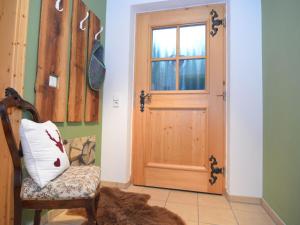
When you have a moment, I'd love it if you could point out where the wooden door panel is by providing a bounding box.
[133,5,225,194]
[146,108,207,167]
[145,167,209,192]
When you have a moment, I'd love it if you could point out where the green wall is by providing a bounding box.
[262,0,300,224]
[23,0,106,224]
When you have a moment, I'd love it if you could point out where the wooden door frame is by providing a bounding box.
[131,4,227,192]
[0,0,30,224]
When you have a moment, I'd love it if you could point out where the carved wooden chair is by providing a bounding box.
[0,88,100,225]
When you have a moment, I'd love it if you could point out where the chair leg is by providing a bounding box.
[86,203,96,225]
[33,210,42,225]
[14,188,22,225]
[94,193,100,210]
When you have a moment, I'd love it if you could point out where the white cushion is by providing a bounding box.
[19,119,70,188]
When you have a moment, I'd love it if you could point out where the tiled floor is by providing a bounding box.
[47,185,275,225]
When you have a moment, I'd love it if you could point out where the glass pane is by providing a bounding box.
[179,59,206,90]
[180,25,206,57]
[152,28,176,58]
[152,61,176,90]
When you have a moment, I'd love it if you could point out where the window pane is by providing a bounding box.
[152,61,176,90]
[152,28,176,58]
[179,59,206,90]
[180,25,206,57]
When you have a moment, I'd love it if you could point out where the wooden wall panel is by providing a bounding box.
[35,0,70,122]
[68,0,89,122]
[0,0,29,224]
[85,12,100,122]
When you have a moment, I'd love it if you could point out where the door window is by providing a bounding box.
[151,24,207,91]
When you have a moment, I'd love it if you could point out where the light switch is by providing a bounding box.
[113,96,119,108]
[49,74,58,88]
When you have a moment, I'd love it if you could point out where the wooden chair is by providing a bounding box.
[0,88,100,225]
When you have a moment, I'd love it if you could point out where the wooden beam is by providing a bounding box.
[0,0,29,224]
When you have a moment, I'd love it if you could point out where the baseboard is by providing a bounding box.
[261,198,286,225]
[101,179,131,189]
[225,191,261,204]
[225,191,286,225]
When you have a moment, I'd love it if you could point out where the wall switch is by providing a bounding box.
[49,74,58,88]
[113,96,119,108]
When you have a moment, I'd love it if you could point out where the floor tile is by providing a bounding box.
[234,210,275,225]
[148,200,166,207]
[198,204,237,225]
[100,182,118,188]
[49,187,278,225]
[142,187,170,201]
[198,193,231,209]
[51,211,85,225]
[49,218,85,225]
[168,190,198,205]
[165,202,198,223]
[122,185,145,193]
[231,202,267,214]
[46,222,73,225]
[185,221,198,225]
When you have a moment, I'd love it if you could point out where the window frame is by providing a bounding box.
[149,22,209,94]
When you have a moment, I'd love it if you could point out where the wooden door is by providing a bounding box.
[0,0,29,224]
[132,5,226,194]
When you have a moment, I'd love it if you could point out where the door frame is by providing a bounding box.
[131,4,227,193]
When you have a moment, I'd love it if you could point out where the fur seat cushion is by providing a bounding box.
[21,166,101,200]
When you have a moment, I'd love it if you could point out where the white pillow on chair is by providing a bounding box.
[19,119,70,188]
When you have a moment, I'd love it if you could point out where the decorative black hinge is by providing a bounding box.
[209,155,224,185]
[210,9,225,37]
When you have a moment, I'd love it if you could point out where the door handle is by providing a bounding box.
[216,91,226,101]
[140,90,151,112]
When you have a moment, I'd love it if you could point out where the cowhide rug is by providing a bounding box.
[67,187,186,225]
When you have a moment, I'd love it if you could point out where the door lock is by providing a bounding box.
[140,90,151,112]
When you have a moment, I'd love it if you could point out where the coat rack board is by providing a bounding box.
[68,0,89,122]
[35,0,102,123]
[35,0,70,122]
[85,12,101,122]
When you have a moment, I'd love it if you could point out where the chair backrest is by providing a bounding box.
[0,87,40,188]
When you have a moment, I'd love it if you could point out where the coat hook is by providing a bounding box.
[80,11,90,31]
[55,0,63,12]
[94,26,104,40]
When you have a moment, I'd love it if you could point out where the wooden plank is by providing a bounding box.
[68,0,89,122]
[35,0,70,122]
[0,0,29,224]
[85,12,101,122]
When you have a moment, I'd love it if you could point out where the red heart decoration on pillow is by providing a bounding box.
[54,158,61,167]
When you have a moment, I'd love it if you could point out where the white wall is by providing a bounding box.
[227,0,263,197]
[101,0,263,197]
